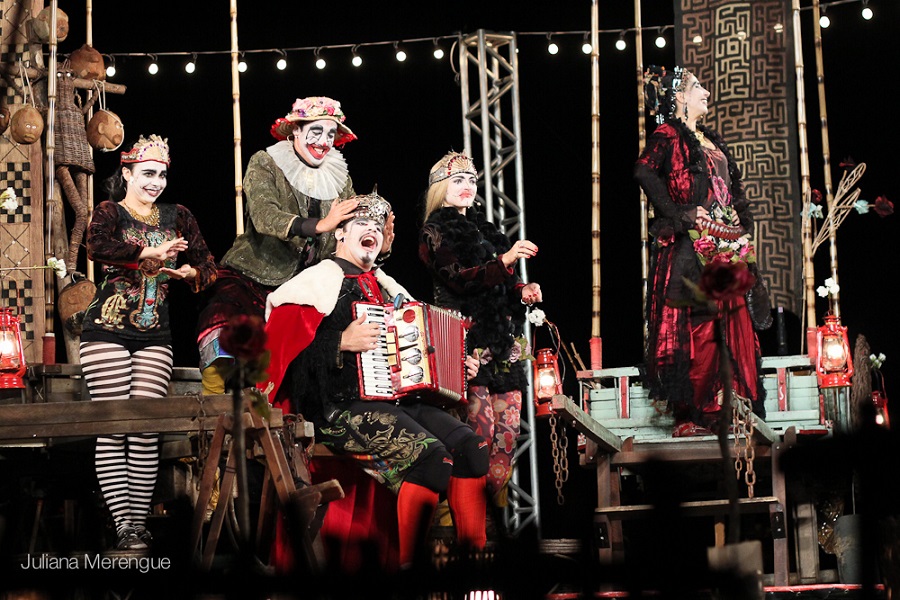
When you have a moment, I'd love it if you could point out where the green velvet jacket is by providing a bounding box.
[220,146,354,287]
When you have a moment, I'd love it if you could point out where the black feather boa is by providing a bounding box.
[425,207,528,392]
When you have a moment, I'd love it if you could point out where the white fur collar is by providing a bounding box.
[265,260,414,319]
[266,141,349,199]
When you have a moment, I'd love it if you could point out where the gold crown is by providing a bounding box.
[340,189,392,227]
[428,152,477,186]
[120,134,170,166]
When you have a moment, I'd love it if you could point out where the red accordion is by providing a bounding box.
[353,300,471,408]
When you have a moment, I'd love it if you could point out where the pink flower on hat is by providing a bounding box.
[270,96,356,145]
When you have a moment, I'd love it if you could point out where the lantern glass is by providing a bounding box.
[536,366,559,400]
[533,348,562,401]
[820,334,847,372]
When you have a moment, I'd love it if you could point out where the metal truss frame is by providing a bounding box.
[457,30,541,538]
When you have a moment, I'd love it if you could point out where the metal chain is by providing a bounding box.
[549,413,570,505]
[731,394,757,498]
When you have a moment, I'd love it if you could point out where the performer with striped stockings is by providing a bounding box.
[79,135,217,550]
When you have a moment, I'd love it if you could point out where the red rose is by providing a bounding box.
[811,189,823,205]
[219,314,267,361]
[874,195,894,218]
[698,261,756,302]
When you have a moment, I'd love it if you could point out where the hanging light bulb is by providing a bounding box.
[147,55,159,75]
[547,34,559,55]
[351,45,363,67]
[819,7,831,28]
[615,31,627,51]
[315,48,326,70]
[394,41,407,62]
[276,50,287,71]
[105,55,116,78]
[655,27,667,48]
[581,34,592,55]
[861,1,873,20]
[432,38,444,59]
[185,53,197,74]
[238,52,248,72]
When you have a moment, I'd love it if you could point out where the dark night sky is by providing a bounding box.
[52,0,900,537]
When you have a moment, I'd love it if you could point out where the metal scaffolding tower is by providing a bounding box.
[457,30,541,538]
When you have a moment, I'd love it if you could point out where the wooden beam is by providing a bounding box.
[0,394,282,440]
[550,394,623,453]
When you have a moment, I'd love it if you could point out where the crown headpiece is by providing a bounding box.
[428,152,477,186]
[671,66,692,94]
[340,189,392,227]
[120,134,170,166]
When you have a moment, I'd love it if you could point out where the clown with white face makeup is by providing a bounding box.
[418,151,542,512]
[196,97,395,395]
[261,191,490,570]
[79,135,217,551]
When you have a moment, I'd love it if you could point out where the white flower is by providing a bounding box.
[527,308,546,326]
[869,353,887,370]
[853,199,870,214]
[809,204,824,219]
[46,257,67,279]
[819,278,840,297]
[0,187,17,212]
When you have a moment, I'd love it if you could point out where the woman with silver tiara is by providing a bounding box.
[635,66,769,438]
[418,152,543,513]
[79,135,217,550]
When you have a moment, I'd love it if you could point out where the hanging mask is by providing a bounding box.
[31,7,69,43]
[86,109,124,151]
[69,44,105,81]
[10,105,44,144]
[0,106,10,135]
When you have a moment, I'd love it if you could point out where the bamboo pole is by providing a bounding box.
[811,0,839,321]
[86,0,94,282]
[231,0,244,235]
[791,0,815,355]
[635,0,649,352]
[588,0,602,370]
[228,0,250,566]
[43,0,59,364]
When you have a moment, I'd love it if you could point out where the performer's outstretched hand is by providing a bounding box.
[501,239,539,268]
[521,282,542,305]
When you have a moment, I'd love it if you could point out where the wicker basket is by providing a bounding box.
[54,71,95,173]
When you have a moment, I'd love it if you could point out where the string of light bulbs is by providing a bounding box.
[97,0,876,78]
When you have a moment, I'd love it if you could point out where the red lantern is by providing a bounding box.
[0,307,26,389]
[533,348,562,418]
[872,391,891,429]
[815,313,853,388]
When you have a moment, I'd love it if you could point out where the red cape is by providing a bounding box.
[259,303,324,411]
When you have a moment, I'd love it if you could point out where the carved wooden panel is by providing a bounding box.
[1,0,48,364]
[677,0,802,314]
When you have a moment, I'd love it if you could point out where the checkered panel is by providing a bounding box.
[0,160,33,224]
[1,277,33,340]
